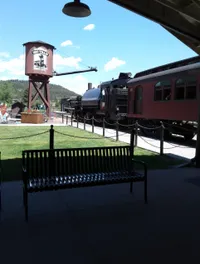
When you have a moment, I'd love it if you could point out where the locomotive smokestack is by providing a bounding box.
[88,82,92,90]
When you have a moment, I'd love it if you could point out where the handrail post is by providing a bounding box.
[92,116,94,133]
[71,114,73,126]
[130,127,135,158]
[103,118,105,137]
[160,122,164,155]
[49,125,54,150]
[135,121,138,147]
[116,120,119,141]
[84,116,86,130]
[77,115,79,128]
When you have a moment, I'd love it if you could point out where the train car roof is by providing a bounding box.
[128,62,200,85]
[111,77,132,87]
[99,72,132,87]
[100,80,112,86]
[134,55,200,78]
[100,78,132,88]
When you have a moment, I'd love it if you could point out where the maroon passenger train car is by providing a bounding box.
[127,56,200,140]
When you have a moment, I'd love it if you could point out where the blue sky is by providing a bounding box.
[0,0,197,94]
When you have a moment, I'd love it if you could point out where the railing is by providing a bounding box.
[65,114,195,156]
[1,114,194,158]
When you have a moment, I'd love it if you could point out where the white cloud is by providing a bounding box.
[0,51,95,95]
[0,76,12,81]
[0,52,82,78]
[60,40,80,49]
[52,74,90,95]
[0,54,25,75]
[60,40,73,47]
[53,53,82,70]
[52,75,99,95]
[83,24,95,31]
[0,52,10,58]
[104,57,126,71]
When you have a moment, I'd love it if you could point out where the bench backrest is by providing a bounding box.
[22,146,132,180]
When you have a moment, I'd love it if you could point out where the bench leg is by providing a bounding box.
[130,182,133,193]
[23,188,28,222]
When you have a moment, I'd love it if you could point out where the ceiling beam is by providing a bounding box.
[164,26,200,54]
[108,0,200,43]
[154,0,200,23]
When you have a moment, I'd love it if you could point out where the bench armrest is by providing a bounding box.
[132,158,147,177]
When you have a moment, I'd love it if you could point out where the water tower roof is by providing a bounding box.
[23,40,56,50]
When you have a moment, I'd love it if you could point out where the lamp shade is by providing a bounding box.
[62,1,91,17]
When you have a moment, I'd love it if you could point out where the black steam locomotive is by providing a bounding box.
[61,72,132,122]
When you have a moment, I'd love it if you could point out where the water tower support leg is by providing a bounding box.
[28,78,51,117]
[28,80,32,110]
[31,82,44,104]
[32,82,47,105]
[45,81,50,117]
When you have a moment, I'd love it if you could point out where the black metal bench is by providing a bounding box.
[22,146,147,221]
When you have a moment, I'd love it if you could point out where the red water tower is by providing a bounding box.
[23,40,97,118]
[23,40,56,117]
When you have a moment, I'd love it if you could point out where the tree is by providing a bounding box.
[22,88,29,105]
[0,82,12,104]
[55,99,60,109]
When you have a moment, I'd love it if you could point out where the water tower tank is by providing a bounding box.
[23,41,56,77]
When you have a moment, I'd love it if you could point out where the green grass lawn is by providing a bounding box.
[0,126,184,181]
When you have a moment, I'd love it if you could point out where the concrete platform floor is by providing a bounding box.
[1,168,200,264]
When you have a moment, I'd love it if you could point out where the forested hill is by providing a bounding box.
[0,79,78,104]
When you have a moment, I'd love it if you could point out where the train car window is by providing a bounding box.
[175,77,196,100]
[154,82,162,101]
[133,85,143,114]
[163,80,171,100]
[185,77,196,99]
[175,79,185,100]
[154,81,171,101]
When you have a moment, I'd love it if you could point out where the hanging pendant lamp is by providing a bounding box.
[62,0,91,18]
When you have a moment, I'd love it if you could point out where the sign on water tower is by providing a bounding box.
[32,47,49,71]
[23,41,55,77]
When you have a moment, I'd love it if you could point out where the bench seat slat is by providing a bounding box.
[27,171,144,192]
